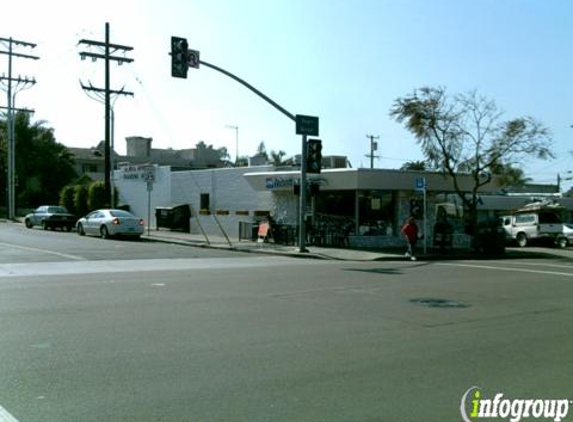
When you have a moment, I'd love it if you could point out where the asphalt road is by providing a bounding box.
[1,223,573,422]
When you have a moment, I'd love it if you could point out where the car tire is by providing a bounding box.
[516,233,528,248]
[100,225,110,239]
[557,236,568,249]
[77,223,86,236]
[42,221,49,231]
[25,219,33,229]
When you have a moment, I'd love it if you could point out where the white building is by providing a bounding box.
[115,165,523,248]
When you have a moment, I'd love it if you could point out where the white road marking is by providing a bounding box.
[436,262,573,277]
[0,405,20,422]
[0,242,85,261]
[0,256,314,278]
[501,261,573,269]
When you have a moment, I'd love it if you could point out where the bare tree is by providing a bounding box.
[390,87,553,232]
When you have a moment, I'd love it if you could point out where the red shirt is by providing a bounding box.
[401,223,418,243]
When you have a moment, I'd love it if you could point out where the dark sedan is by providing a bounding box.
[24,205,76,231]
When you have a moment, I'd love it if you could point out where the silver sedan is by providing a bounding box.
[76,209,145,239]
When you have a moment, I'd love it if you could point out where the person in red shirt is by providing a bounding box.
[401,216,419,261]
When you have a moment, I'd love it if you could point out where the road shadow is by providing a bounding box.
[343,261,431,276]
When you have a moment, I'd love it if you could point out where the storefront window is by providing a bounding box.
[359,190,396,235]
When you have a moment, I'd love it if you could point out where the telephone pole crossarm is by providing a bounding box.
[78,23,134,207]
[0,36,39,219]
[79,51,134,64]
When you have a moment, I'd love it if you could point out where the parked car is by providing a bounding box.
[558,223,573,248]
[24,205,76,231]
[500,206,564,247]
[76,209,145,239]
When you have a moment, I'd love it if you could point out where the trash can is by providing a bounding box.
[155,204,191,232]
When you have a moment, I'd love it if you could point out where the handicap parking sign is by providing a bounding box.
[415,177,426,190]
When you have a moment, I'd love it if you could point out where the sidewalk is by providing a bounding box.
[143,229,573,262]
[142,229,401,261]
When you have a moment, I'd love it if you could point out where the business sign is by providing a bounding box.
[265,177,296,189]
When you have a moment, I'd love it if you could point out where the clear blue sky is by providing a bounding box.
[2,0,573,189]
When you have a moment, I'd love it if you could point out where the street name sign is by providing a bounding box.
[295,114,319,136]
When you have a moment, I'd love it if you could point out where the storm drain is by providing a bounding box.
[410,298,470,309]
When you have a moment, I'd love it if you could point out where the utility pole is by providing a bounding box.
[79,22,134,207]
[0,37,39,220]
[365,134,379,169]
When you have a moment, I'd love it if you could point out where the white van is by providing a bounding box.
[501,207,564,247]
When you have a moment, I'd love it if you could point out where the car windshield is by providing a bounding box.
[110,210,136,218]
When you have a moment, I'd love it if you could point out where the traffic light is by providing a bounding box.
[171,36,189,79]
[410,198,422,219]
[306,138,322,174]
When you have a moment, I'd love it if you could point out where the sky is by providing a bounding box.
[2,0,573,190]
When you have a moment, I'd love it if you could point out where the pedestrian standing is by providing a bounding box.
[401,216,419,261]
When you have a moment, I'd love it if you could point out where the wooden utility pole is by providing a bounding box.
[0,37,39,220]
[79,23,134,207]
[365,134,379,169]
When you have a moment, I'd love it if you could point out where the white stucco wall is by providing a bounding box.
[170,166,273,238]
[114,165,172,228]
[114,165,274,239]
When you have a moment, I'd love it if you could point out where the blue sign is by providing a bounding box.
[415,177,426,190]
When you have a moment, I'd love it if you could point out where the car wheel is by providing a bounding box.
[42,221,49,231]
[516,233,527,247]
[25,219,33,229]
[77,223,86,236]
[557,236,568,249]
[100,225,110,239]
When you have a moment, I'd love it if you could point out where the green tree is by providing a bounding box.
[256,141,269,160]
[0,112,76,208]
[490,163,532,188]
[390,87,553,233]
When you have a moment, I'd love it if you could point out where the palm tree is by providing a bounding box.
[400,160,427,171]
[269,150,287,166]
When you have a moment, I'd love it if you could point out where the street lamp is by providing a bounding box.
[225,125,239,164]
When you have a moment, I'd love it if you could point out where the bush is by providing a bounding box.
[74,185,89,217]
[59,185,76,215]
[88,181,107,211]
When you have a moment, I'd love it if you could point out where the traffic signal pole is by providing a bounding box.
[299,134,309,252]
[171,41,316,252]
[199,59,313,251]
